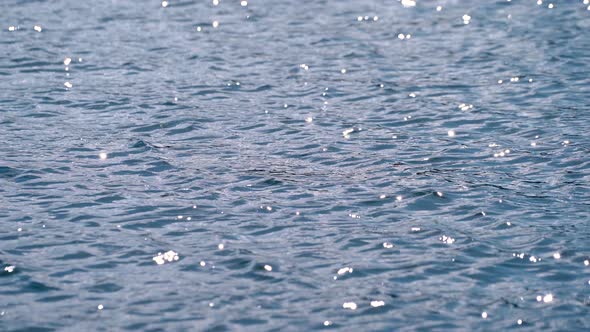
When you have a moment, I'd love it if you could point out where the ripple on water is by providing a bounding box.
[0,0,589,331]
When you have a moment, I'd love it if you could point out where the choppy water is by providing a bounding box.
[2,0,590,330]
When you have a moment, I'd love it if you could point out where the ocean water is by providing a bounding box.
[1,0,590,330]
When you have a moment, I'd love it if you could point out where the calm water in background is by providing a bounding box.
[1,0,590,330]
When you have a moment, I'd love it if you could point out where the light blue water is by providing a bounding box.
[1,0,590,330]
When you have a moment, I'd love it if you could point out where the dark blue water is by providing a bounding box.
[2,0,590,330]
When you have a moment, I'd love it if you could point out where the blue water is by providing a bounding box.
[1,0,590,330]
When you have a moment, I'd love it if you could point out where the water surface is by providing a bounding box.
[1,0,590,330]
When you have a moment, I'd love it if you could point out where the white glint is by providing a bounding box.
[342,302,357,310]
[462,14,471,24]
[153,250,179,265]
[370,301,385,307]
[439,235,455,244]
[401,0,416,8]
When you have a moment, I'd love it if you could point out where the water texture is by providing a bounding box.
[1,0,590,330]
